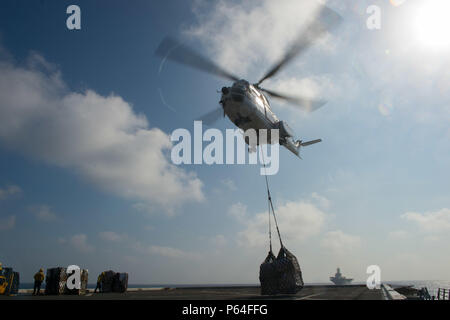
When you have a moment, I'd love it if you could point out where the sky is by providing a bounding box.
[0,0,449,285]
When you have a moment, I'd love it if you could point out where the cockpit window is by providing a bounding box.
[233,80,249,88]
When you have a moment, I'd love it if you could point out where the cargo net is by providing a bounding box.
[259,247,304,295]
[258,149,304,295]
[45,267,88,295]
[0,268,19,295]
[101,270,129,293]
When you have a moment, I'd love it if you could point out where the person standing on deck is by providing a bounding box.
[33,268,45,295]
[94,272,105,293]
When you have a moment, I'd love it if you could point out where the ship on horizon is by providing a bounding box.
[330,268,353,285]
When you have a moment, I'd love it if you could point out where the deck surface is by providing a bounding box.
[2,285,383,300]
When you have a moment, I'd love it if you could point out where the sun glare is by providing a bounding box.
[413,0,450,49]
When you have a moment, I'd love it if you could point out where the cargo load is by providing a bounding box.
[259,247,303,295]
[45,267,88,295]
[113,273,129,293]
[100,270,117,293]
[45,267,67,295]
[101,270,129,293]
[0,267,20,295]
[11,272,20,294]
[65,269,89,295]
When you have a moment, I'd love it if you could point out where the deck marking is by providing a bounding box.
[295,293,323,300]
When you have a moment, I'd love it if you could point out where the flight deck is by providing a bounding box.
[3,285,384,300]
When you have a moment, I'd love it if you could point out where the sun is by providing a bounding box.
[413,0,450,49]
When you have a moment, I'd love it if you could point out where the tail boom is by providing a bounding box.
[282,138,322,157]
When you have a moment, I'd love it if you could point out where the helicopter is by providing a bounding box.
[156,4,341,158]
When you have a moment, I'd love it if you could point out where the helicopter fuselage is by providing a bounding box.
[220,80,302,156]
[157,4,341,158]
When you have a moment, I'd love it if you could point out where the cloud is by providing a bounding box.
[185,0,348,117]
[401,208,450,233]
[0,50,204,214]
[231,198,326,247]
[320,230,361,254]
[29,205,57,221]
[211,234,227,247]
[424,235,440,243]
[186,0,336,77]
[311,192,330,209]
[99,231,127,243]
[0,215,16,230]
[68,234,94,253]
[133,241,201,259]
[0,185,21,200]
[227,202,248,223]
[388,230,409,240]
[221,178,237,191]
[97,231,203,260]
[149,245,200,259]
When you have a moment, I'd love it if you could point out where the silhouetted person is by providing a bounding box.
[33,268,45,295]
[94,272,104,293]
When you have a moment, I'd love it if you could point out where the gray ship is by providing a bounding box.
[330,268,353,285]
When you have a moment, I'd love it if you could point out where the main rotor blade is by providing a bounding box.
[260,87,326,112]
[196,107,223,126]
[155,37,240,82]
[256,5,342,86]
